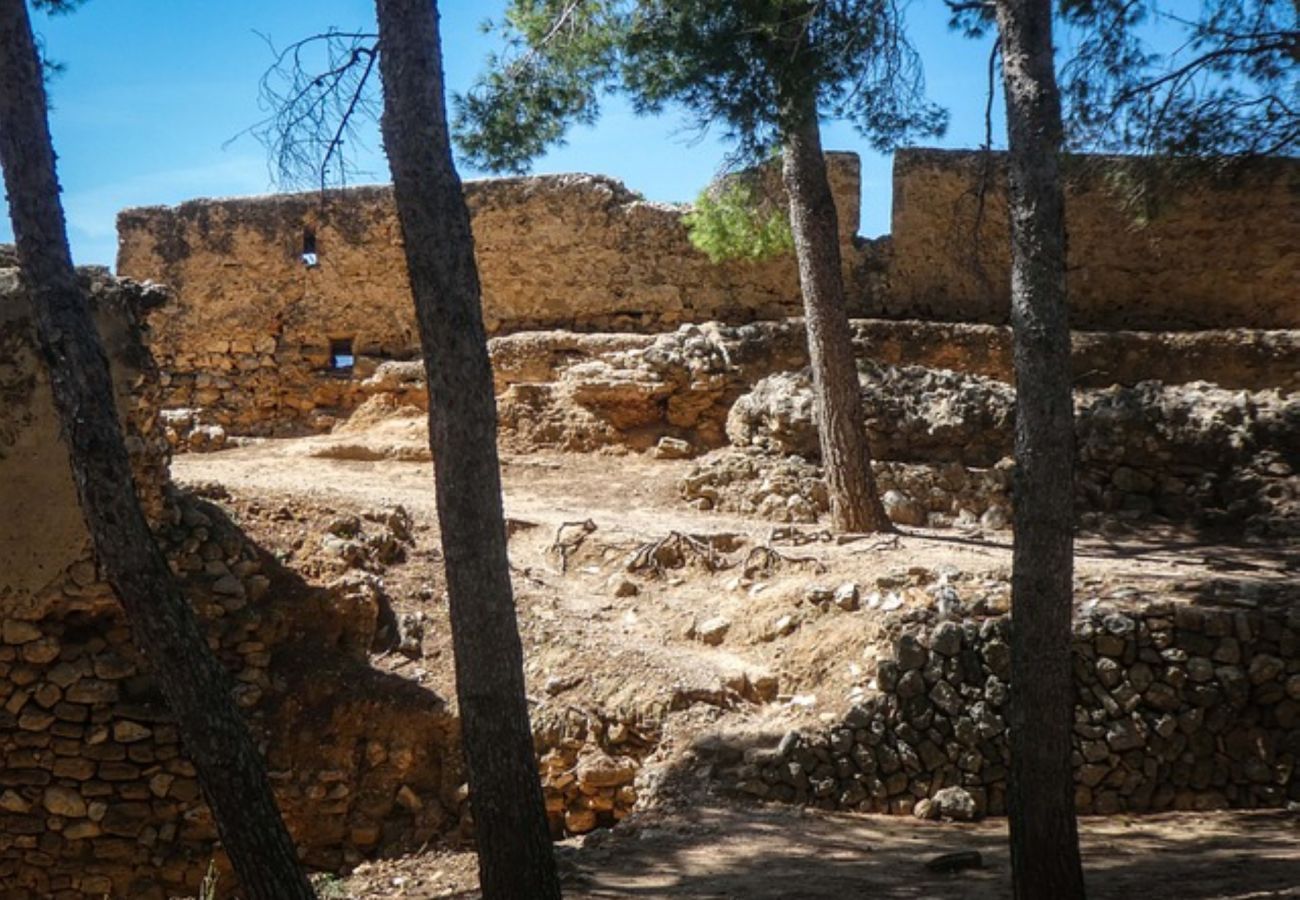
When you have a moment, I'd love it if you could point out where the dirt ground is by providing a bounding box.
[173,418,1300,900]
[327,804,1300,899]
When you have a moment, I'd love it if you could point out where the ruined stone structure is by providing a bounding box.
[116,149,1298,441]
[0,269,458,898]
[5,144,1295,894]
[704,599,1300,817]
[115,156,864,441]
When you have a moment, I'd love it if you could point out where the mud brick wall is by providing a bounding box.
[886,148,1300,329]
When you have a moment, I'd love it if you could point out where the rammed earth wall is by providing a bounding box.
[887,149,1300,329]
[116,155,866,437]
[116,149,1298,441]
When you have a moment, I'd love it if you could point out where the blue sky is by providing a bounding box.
[13,1,1009,267]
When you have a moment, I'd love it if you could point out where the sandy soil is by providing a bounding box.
[175,434,1296,722]
[173,424,1300,900]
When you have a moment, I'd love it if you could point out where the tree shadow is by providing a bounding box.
[912,523,1298,608]
[166,493,463,878]
[438,802,1300,899]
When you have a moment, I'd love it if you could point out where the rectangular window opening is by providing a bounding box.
[302,227,319,268]
[329,338,354,373]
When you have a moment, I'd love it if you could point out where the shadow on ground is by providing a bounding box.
[541,803,1300,900]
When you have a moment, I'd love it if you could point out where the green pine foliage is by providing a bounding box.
[454,1,946,174]
[683,180,793,262]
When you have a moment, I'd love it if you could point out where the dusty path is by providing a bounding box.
[333,804,1300,899]
[174,438,1296,601]
[174,438,1296,720]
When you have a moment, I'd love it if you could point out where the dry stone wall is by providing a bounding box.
[704,600,1300,818]
[702,367,1300,535]
[156,317,1300,453]
[887,149,1300,329]
[0,269,459,898]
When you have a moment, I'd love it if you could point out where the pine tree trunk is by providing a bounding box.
[780,106,891,534]
[371,2,561,898]
[994,1,1087,897]
[0,3,314,898]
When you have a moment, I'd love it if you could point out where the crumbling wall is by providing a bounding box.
[117,149,1298,441]
[887,149,1300,329]
[704,599,1300,818]
[0,267,170,619]
[116,155,868,440]
[0,270,458,898]
[158,317,1300,452]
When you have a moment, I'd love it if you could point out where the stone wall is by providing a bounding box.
[116,156,866,436]
[0,270,459,898]
[116,149,1298,441]
[1,267,170,620]
[705,599,1300,818]
[156,317,1300,450]
[886,149,1300,329]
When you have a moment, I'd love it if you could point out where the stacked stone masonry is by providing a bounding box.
[1,270,460,898]
[706,600,1300,818]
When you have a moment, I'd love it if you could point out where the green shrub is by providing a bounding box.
[683,181,793,263]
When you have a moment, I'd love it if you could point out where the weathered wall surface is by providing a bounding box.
[0,268,170,616]
[704,599,1300,818]
[0,270,457,898]
[116,154,862,343]
[887,149,1300,329]
[116,156,866,439]
[117,148,1297,442]
[152,318,1300,450]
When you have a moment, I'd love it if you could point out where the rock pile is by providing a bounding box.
[530,708,660,837]
[702,600,1300,818]
[680,449,1013,528]
[727,364,1016,467]
[720,370,1298,531]
[539,743,641,836]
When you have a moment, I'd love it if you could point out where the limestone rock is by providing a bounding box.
[931,786,978,821]
[697,616,731,646]
[43,786,87,818]
[882,490,926,527]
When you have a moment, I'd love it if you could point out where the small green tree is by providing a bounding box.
[683,178,794,263]
[457,0,947,533]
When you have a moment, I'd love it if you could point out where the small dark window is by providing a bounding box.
[302,227,319,267]
[329,338,354,373]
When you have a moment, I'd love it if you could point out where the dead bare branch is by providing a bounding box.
[230,28,382,191]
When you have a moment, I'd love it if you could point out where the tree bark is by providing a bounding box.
[0,2,314,898]
[780,103,892,534]
[994,1,1087,898]
[371,2,562,898]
